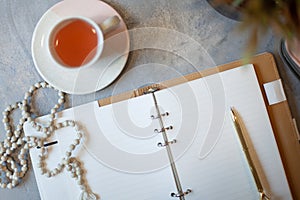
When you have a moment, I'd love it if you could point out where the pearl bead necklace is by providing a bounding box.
[0,81,97,200]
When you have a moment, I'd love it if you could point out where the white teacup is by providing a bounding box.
[48,15,120,69]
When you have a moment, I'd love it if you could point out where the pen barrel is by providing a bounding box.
[233,119,264,194]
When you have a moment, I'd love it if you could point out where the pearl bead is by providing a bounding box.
[76,169,82,175]
[69,121,75,127]
[18,172,24,177]
[71,167,76,173]
[40,82,46,88]
[69,144,75,151]
[42,127,48,133]
[40,147,46,154]
[53,168,59,175]
[30,120,36,126]
[34,82,41,88]
[37,141,43,148]
[14,130,21,137]
[6,149,11,155]
[77,180,83,185]
[71,172,76,178]
[6,105,12,111]
[24,143,29,149]
[18,154,24,160]
[50,108,56,114]
[20,148,26,154]
[6,131,12,138]
[40,169,46,175]
[12,180,18,187]
[11,103,17,109]
[29,86,36,92]
[21,166,27,172]
[11,143,17,149]
[45,172,51,178]
[77,132,83,139]
[74,139,80,145]
[65,151,71,158]
[5,125,11,131]
[24,92,31,99]
[22,105,28,111]
[58,99,64,105]
[74,162,79,167]
[16,124,22,130]
[74,124,80,131]
[4,138,10,144]
[23,113,30,118]
[50,113,55,120]
[61,159,66,165]
[2,117,9,123]
[62,121,68,127]
[66,165,72,171]
[58,91,64,97]
[11,136,16,142]
[7,183,12,189]
[36,125,41,131]
[6,171,11,177]
[56,123,62,129]
[20,118,26,124]
[57,164,63,171]
[80,185,86,190]
[48,126,54,133]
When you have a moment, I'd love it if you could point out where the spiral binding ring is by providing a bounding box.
[157,139,177,147]
[171,189,192,197]
[151,115,158,120]
[154,128,161,133]
[154,125,173,133]
[151,112,169,120]
[143,87,159,94]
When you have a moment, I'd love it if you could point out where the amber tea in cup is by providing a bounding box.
[48,16,120,69]
[52,19,98,67]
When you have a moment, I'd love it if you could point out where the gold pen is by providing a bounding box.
[230,107,270,200]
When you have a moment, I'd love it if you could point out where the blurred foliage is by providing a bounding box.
[214,0,300,54]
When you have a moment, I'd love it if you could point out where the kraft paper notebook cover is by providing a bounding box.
[23,52,299,199]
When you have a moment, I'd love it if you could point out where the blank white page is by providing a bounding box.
[24,93,177,200]
[154,64,292,200]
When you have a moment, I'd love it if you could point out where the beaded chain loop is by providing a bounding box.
[0,81,97,200]
[1,101,29,189]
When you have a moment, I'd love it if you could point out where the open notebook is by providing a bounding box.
[24,64,292,199]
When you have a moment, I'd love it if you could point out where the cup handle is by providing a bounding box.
[99,15,120,35]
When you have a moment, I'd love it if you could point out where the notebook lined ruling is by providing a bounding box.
[24,59,295,199]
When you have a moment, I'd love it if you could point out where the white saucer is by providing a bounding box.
[32,0,130,94]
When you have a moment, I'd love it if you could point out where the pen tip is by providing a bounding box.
[230,106,236,121]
